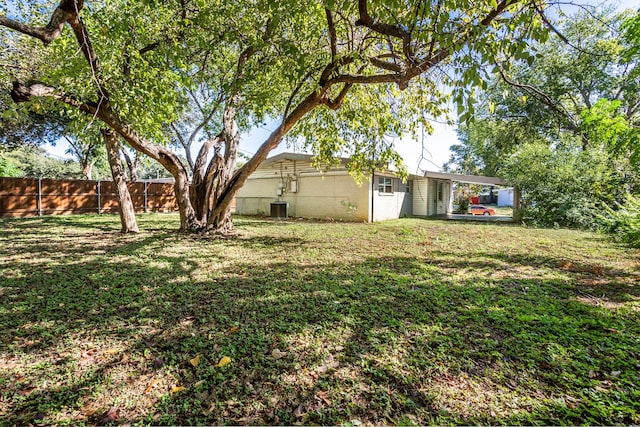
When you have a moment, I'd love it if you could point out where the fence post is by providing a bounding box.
[97,180,101,214]
[37,177,42,217]
[144,181,148,213]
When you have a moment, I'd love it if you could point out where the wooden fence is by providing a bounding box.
[0,177,178,217]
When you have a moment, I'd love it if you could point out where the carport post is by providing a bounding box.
[448,181,454,215]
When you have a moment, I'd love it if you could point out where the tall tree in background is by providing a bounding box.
[451,7,640,171]
[491,7,639,153]
[448,7,640,228]
[2,0,554,234]
[1,2,139,232]
[445,118,545,176]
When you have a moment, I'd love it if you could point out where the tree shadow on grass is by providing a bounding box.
[429,248,640,305]
[1,229,639,425]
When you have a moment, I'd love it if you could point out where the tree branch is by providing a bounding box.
[369,56,404,73]
[329,0,520,90]
[532,0,604,56]
[497,66,589,148]
[11,81,98,115]
[355,0,407,41]
[355,0,414,61]
[325,8,338,59]
[0,0,82,45]
[322,82,354,110]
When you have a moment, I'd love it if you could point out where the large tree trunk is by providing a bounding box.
[11,81,201,232]
[190,136,221,223]
[206,152,235,234]
[205,92,323,234]
[206,104,240,234]
[97,109,200,232]
[102,128,139,233]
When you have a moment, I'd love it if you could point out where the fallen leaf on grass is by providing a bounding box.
[100,406,119,424]
[171,385,186,394]
[315,390,331,405]
[559,260,573,269]
[229,326,240,334]
[144,379,161,394]
[293,404,305,418]
[17,387,37,396]
[215,356,232,367]
[189,355,200,367]
[271,348,286,359]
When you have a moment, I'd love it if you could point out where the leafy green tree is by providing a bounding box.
[502,141,622,229]
[62,131,111,180]
[600,193,640,247]
[138,158,175,181]
[445,118,545,176]
[0,150,21,177]
[2,0,553,234]
[492,7,639,151]
[2,145,84,178]
[447,8,640,230]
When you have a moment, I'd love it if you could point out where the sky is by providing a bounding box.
[45,0,640,174]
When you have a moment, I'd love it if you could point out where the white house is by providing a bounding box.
[234,153,506,222]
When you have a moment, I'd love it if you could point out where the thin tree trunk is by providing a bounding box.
[121,148,139,181]
[102,128,139,233]
[82,161,93,180]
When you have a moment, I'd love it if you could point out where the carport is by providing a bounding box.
[422,171,519,217]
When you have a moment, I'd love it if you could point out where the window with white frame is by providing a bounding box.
[378,176,393,193]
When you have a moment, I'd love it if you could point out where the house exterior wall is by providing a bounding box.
[235,159,370,221]
[409,178,452,217]
[371,174,413,221]
[236,155,488,220]
[412,178,429,216]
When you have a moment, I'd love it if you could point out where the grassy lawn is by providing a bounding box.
[1,213,639,425]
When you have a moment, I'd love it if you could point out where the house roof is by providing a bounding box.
[423,171,507,186]
[260,152,348,167]
[261,153,506,185]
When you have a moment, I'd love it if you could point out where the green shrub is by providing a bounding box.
[0,154,22,177]
[502,142,620,230]
[453,196,469,214]
[600,193,640,247]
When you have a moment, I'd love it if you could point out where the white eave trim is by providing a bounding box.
[424,171,507,186]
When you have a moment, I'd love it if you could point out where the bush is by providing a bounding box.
[600,193,640,247]
[454,196,469,214]
[0,153,22,177]
[502,142,619,229]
